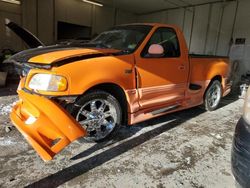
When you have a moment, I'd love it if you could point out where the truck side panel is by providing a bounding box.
[184,57,231,107]
[190,57,230,89]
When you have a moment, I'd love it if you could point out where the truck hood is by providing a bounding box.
[5,21,121,68]
[7,45,121,68]
[28,48,120,65]
[6,21,45,48]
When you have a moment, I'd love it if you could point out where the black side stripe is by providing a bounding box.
[52,53,109,67]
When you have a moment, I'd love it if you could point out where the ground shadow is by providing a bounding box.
[26,93,239,188]
[27,116,189,188]
[0,83,18,97]
[71,91,239,161]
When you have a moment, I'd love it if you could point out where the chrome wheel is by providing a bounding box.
[76,99,118,141]
[205,80,222,111]
[208,85,221,108]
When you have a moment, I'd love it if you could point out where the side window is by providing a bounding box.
[142,27,180,58]
[149,31,161,44]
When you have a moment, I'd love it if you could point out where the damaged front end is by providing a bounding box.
[9,59,87,161]
[6,21,119,161]
[11,90,86,161]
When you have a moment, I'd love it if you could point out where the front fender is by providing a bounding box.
[54,54,136,95]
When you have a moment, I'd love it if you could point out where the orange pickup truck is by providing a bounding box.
[8,23,232,161]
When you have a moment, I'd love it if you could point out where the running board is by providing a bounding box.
[151,104,180,115]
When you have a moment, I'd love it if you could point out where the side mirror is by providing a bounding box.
[147,44,164,57]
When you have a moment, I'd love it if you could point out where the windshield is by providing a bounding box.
[88,25,153,53]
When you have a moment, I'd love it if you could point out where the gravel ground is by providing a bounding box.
[0,85,243,188]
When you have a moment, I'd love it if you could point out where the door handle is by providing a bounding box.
[178,65,185,70]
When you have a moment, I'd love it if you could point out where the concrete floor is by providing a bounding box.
[0,85,242,188]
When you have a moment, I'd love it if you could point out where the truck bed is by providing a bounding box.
[189,54,230,89]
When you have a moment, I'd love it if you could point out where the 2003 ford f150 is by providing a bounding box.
[7,23,232,161]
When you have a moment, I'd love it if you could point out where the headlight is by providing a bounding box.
[28,74,67,92]
[243,87,250,124]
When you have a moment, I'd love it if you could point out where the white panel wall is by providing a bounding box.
[216,2,237,56]
[189,4,210,54]
[3,0,250,77]
[166,9,185,29]
[137,1,238,56]
[0,2,22,51]
[137,12,166,23]
[37,0,54,45]
[137,0,250,76]
[22,0,55,46]
[231,0,250,75]
[55,0,137,38]
[234,0,250,44]
[22,0,37,35]
[182,9,193,49]
[92,6,115,35]
[0,0,137,51]
[115,9,137,25]
[55,0,92,27]
[205,4,222,55]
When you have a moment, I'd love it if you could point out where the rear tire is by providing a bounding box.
[69,90,122,142]
[204,80,222,111]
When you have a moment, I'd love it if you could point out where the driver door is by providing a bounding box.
[135,27,189,110]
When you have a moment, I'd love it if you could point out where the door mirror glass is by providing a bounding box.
[147,44,164,57]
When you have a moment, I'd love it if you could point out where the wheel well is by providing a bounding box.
[86,83,128,125]
[211,75,222,83]
[203,75,222,99]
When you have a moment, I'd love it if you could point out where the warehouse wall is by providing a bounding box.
[22,0,136,45]
[231,0,250,75]
[0,0,137,51]
[55,0,136,41]
[0,1,22,51]
[92,5,115,35]
[92,8,136,34]
[137,0,250,76]
[37,0,54,45]
[115,9,138,25]
[22,0,54,46]
[137,1,237,56]
[234,0,250,44]
[2,0,250,77]
[55,0,136,36]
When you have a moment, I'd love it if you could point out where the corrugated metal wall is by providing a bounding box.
[137,1,238,56]
[137,0,250,75]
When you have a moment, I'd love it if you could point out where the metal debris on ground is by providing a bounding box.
[5,126,11,133]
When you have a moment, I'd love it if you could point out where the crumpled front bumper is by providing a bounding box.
[10,90,86,161]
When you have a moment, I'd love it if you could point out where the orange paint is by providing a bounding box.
[10,23,231,160]
[11,90,86,161]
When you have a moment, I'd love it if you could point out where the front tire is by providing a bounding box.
[204,80,222,111]
[69,90,122,142]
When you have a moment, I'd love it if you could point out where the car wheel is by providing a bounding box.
[204,80,222,111]
[70,90,122,142]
